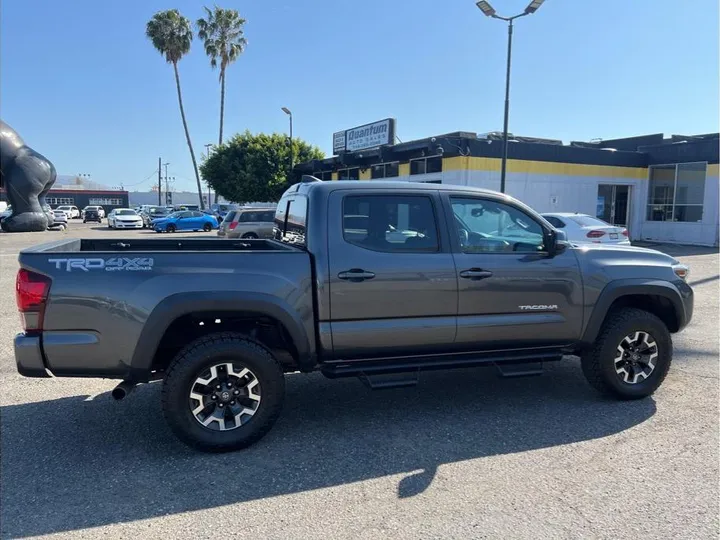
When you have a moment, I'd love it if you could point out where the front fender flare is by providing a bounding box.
[129,291,314,380]
[580,279,690,345]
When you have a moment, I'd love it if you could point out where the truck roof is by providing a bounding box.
[285,178,509,199]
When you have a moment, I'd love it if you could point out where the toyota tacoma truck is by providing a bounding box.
[13,178,693,451]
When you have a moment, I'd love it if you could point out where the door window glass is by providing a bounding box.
[343,195,439,252]
[451,197,545,253]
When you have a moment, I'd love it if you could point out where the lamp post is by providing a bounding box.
[281,107,293,177]
[475,0,546,193]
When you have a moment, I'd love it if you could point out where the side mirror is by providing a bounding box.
[547,229,568,256]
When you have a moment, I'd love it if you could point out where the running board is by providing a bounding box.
[360,372,420,390]
[321,349,563,379]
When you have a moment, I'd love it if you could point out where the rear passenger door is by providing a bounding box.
[327,190,457,359]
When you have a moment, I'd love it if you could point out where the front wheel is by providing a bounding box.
[581,307,672,400]
[203,223,212,232]
[242,232,259,239]
[162,333,285,452]
[166,224,176,233]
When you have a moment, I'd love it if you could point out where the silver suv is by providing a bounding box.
[218,207,276,238]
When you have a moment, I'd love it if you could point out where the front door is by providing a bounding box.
[444,194,584,350]
[597,185,631,226]
[327,190,457,359]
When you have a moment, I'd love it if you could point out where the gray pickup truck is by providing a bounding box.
[14,178,693,451]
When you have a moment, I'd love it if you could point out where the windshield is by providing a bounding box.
[116,210,136,216]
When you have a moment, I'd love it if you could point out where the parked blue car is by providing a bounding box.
[153,210,218,233]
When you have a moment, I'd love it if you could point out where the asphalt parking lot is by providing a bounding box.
[1,223,718,539]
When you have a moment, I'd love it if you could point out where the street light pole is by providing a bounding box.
[281,107,293,179]
[475,0,546,194]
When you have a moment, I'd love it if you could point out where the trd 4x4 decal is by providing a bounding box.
[48,257,154,272]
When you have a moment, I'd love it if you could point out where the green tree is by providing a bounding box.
[196,6,247,146]
[200,131,324,203]
[146,9,205,209]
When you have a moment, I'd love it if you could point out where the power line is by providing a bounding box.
[123,169,160,188]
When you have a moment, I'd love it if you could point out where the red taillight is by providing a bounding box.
[229,222,238,230]
[16,269,51,333]
[622,229,629,237]
[586,230,606,238]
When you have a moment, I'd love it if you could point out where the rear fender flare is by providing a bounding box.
[130,292,314,379]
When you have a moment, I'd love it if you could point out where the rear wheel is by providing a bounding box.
[242,232,258,239]
[162,333,285,452]
[203,223,212,232]
[581,308,672,400]
[166,223,176,233]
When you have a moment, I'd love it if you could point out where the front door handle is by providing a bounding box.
[459,268,493,280]
[338,269,376,282]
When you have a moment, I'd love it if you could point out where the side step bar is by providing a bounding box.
[321,349,563,381]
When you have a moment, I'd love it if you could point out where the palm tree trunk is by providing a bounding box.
[172,61,205,209]
[219,68,225,146]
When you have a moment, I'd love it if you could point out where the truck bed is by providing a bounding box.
[20,237,298,253]
[16,236,314,380]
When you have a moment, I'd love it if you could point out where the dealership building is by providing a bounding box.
[297,120,719,246]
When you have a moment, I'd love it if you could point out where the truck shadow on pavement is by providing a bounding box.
[0,360,656,537]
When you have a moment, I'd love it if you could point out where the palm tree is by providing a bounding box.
[146,9,205,209]
[196,6,247,146]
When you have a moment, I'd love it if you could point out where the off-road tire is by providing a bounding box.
[162,332,285,452]
[581,307,672,400]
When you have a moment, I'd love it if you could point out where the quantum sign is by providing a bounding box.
[333,118,396,154]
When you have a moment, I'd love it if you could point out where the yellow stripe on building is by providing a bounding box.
[708,163,719,176]
[399,163,410,176]
[331,171,338,181]
[359,168,371,180]
[442,156,647,179]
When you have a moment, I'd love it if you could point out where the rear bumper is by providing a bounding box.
[14,334,50,378]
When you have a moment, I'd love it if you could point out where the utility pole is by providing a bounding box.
[163,162,170,205]
[157,157,162,205]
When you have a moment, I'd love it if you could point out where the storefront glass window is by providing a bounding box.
[646,163,706,223]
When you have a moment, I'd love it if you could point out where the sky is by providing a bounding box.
[1,0,718,192]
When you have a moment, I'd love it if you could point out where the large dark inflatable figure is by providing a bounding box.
[1,120,57,232]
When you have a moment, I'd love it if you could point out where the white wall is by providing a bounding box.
[394,165,719,246]
[397,169,646,241]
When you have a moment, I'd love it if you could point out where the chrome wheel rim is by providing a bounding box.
[189,363,261,431]
[614,331,658,384]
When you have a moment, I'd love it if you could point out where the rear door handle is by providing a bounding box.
[459,269,493,280]
[338,269,376,282]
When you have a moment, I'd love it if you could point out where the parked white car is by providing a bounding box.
[56,205,80,219]
[542,213,630,245]
[50,210,69,230]
[107,208,143,229]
